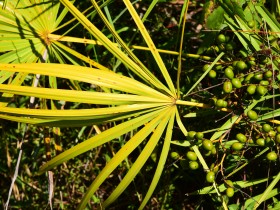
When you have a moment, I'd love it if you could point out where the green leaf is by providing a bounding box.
[139,107,176,209]
[38,107,170,174]
[77,106,175,209]
[206,6,225,30]
[101,107,174,208]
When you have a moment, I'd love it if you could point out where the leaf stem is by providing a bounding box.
[176,99,232,112]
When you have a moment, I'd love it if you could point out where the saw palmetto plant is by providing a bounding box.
[1,0,280,209]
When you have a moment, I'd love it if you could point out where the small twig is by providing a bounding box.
[5,125,28,210]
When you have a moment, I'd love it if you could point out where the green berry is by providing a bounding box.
[256,138,265,146]
[265,137,274,146]
[247,85,256,95]
[232,61,238,67]
[215,65,223,71]
[170,151,180,160]
[275,134,280,143]
[202,139,214,151]
[216,99,226,108]
[256,85,267,96]
[261,57,270,64]
[186,151,197,161]
[208,70,217,78]
[217,34,226,44]
[188,131,197,139]
[231,142,243,151]
[244,73,255,84]
[211,147,217,155]
[196,132,204,140]
[231,78,242,88]
[203,64,211,72]
[264,70,273,79]
[210,163,219,173]
[225,42,235,51]
[189,161,199,170]
[235,61,247,71]
[206,171,215,183]
[266,151,277,161]
[262,124,271,133]
[224,180,234,187]
[248,20,255,28]
[259,80,269,86]
[247,110,258,120]
[254,73,263,81]
[226,187,235,197]
[236,133,247,143]
[224,67,234,79]
[223,81,233,93]
[268,130,276,138]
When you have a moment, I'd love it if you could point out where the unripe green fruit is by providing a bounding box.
[208,70,217,78]
[261,57,270,64]
[189,161,199,170]
[236,133,247,143]
[215,65,223,71]
[188,131,197,139]
[231,78,242,88]
[217,34,226,44]
[203,64,211,72]
[275,134,280,143]
[224,180,234,187]
[277,126,280,133]
[196,132,204,140]
[256,138,265,146]
[268,130,276,138]
[262,124,271,133]
[254,73,263,81]
[265,137,274,147]
[225,42,235,51]
[239,73,245,83]
[235,61,247,71]
[266,151,277,161]
[222,100,228,108]
[232,61,238,67]
[259,80,269,86]
[247,60,256,67]
[204,150,212,157]
[224,67,234,79]
[247,85,256,95]
[226,187,235,197]
[248,20,255,28]
[264,70,273,79]
[206,171,215,183]
[247,110,258,120]
[210,163,219,173]
[186,151,197,161]
[231,142,243,151]
[170,151,180,160]
[216,99,226,108]
[211,147,217,155]
[202,139,214,151]
[223,81,233,93]
[244,73,254,84]
[256,85,267,96]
